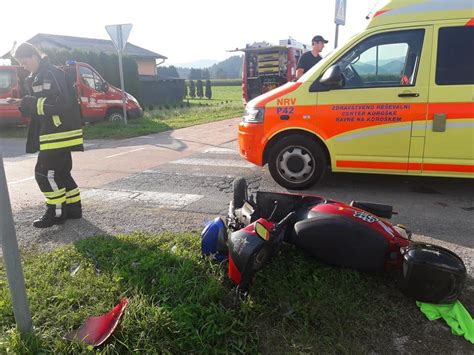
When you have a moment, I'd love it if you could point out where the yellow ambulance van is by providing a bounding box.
[238,0,474,189]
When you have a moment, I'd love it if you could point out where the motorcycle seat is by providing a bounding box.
[290,213,389,272]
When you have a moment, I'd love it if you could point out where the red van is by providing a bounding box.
[0,65,29,125]
[0,61,142,125]
[64,61,142,122]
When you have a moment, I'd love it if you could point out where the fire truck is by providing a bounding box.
[233,38,308,103]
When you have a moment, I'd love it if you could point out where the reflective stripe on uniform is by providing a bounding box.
[46,171,65,217]
[66,195,81,204]
[46,195,67,205]
[40,137,84,151]
[66,188,80,197]
[52,115,62,127]
[66,187,81,204]
[43,188,66,198]
[40,129,83,142]
[37,97,46,115]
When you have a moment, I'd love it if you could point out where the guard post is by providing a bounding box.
[0,154,32,333]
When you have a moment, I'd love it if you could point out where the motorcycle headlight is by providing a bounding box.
[243,107,264,123]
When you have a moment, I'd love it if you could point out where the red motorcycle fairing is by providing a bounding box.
[289,202,410,272]
[227,219,275,289]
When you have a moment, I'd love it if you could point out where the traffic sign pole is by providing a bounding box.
[106,23,133,125]
[0,154,32,334]
[334,0,347,49]
[117,25,128,125]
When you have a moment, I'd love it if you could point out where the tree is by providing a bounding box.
[209,55,243,79]
[196,80,204,99]
[215,68,227,79]
[205,80,212,99]
[183,82,188,98]
[157,65,180,78]
[189,80,196,98]
[203,69,210,80]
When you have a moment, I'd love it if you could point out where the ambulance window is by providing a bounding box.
[436,26,474,85]
[79,67,96,90]
[335,29,424,89]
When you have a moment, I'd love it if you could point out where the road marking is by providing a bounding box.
[7,177,35,185]
[82,188,203,209]
[171,158,255,168]
[204,147,239,154]
[105,148,145,159]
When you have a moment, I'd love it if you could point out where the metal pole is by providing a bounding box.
[334,24,339,49]
[117,25,128,125]
[0,154,32,333]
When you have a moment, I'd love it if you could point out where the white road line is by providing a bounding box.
[82,189,203,209]
[204,147,239,154]
[7,177,35,185]
[171,158,255,168]
[105,148,145,159]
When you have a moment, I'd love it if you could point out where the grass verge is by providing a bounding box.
[1,233,472,353]
[83,101,242,140]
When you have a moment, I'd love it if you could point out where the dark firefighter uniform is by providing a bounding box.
[21,58,83,228]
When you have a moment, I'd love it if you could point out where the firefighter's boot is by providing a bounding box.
[66,202,82,219]
[33,206,66,228]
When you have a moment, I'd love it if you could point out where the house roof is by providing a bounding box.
[2,33,167,60]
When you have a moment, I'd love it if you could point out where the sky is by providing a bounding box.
[0,0,384,66]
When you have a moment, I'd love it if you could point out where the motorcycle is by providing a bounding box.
[202,178,467,303]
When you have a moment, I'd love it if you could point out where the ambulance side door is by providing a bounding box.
[423,23,474,177]
[315,27,432,174]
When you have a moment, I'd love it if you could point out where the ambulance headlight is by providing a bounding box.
[243,107,264,123]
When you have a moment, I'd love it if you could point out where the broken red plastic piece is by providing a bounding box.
[65,298,129,347]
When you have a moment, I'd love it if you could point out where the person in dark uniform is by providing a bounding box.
[13,42,84,228]
[296,35,328,79]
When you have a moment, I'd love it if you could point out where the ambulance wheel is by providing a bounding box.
[268,136,326,190]
[233,177,248,209]
[106,110,124,122]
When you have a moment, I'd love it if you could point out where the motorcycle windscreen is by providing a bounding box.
[256,191,324,221]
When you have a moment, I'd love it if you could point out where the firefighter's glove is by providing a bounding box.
[19,95,38,117]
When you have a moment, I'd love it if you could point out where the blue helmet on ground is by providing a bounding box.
[201,217,228,262]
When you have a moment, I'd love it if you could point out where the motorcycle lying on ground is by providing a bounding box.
[201,178,467,303]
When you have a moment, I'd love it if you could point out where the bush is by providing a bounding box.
[196,80,203,99]
[205,80,212,99]
[189,80,196,98]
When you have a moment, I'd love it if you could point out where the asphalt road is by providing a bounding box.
[1,118,473,273]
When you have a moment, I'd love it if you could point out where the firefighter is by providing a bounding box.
[13,42,83,228]
[295,35,328,79]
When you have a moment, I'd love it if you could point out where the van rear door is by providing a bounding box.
[316,27,433,175]
[423,23,474,177]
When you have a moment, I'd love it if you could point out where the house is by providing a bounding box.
[2,33,167,76]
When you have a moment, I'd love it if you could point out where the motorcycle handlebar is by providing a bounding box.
[273,211,296,232]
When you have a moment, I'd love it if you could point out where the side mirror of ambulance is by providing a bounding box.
[101,82,109,92]
[319,65,344,89]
